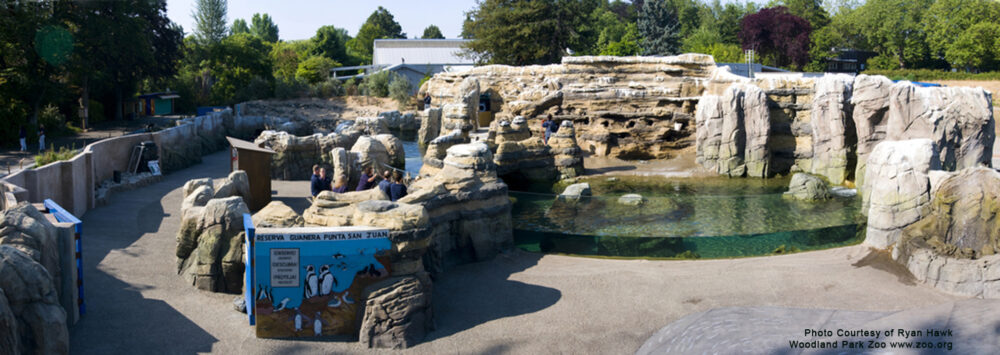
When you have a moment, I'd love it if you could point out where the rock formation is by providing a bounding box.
[418,129,465,176]
[373,134,405,169]
[783,173,831,201]
[809,75,854,185]
[417,108,442,149]
[548,121,585,179]
[851,74,893,189]
[421,55,717,159]
[698,82,774,177]
[0,203,72,354]
[177,172,255,293]
[359,274,434,349]
[377,110,419,131]
[254,130,362,180]
[892,167,1000,298]
[251,201,304,228]
[558,182,591,202]
[861,139,939,249]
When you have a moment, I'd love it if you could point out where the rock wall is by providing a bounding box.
[176,171,252,293]
[851,74,893,189]
[809,75,854,185]
[417,108,442,149]
[421,55,717,159]
[861,139,939,249]
[548,121,585,179]
[0,203,70,354]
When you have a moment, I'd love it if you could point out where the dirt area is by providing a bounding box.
[582,146,716,178]
[243,96,401,123]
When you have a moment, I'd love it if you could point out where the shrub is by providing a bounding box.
[388,74,413,109]
[311,78,345,98]
[296,56,340,84]
[359,70,394,97]
[344,78,359,96]
[274,77,310,99]
[38,104,65,135]
[234,76,273,103]
[34,144,77,167]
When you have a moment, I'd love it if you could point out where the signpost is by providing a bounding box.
[243,217,392,338]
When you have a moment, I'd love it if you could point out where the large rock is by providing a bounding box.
[558,182,591,202]
[862,139,939,249]
[417,108,442,148]
[717,84,746,177]
[784,173,831,201]
[374,134,406,169]
[851,74,893,189]
[617,194,645,206]
[695,95,723,170]
[176,196,249,293]
[493,137,557,184]
[0,246,69,355]
[213,170,251,202]
[419,129,467,176]
[743,84,770,178]
[255,130,361,180]
[810,75,853,184]
[359,273,434,349]
[547,120,585,179]
[351,136,391,172]
[251,201,304,228]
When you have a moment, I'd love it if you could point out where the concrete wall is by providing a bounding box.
[0,107,270,218]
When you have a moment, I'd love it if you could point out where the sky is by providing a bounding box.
[166,0,479,41]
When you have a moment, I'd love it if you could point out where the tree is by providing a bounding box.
[638,0,682,55]
[296,56,340,84]
[231,18,249,35]
[852,0,932,69]
[347,6,406,63]
[422,25,445,39]
[311,26,354,66]
[600,23,641,56]
[923,0,1000,62]
[946,22,1000,71]
[462,0,598,65]
[250,13,279,42]
[193,0,228,45]
[739,6,812,69]
[781,0,829,30]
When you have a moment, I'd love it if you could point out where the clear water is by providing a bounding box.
[510,176,864,259]
[402,140,422,177]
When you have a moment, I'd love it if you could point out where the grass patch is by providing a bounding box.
[34,144,78,167]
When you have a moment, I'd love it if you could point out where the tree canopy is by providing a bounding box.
[250,13,279,42]
[193,0,228,45]
[421,25,445,39]
[347,6,406,64]
[740,6,812,69]
[638,0,682,55]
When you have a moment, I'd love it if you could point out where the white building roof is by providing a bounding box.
[373,39,474,66]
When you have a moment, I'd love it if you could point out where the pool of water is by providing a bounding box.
[511,175,864,259]
[402,140,422,177]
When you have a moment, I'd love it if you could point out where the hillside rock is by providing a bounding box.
[862,139,939,249]
[0,246,68,355]
[176,196,249,293]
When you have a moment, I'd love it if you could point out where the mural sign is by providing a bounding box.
[247,225,392,338]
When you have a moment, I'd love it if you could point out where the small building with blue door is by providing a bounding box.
[137,92,180,116]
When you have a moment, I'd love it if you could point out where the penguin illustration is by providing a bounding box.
[327,296,342,308]
[319,265,337,296]
[337,261,348,271]
[304,265,318,298]
[342,291,354,305]
[332,252,345,259]
[257,285,268,301]
[294,308,303,332]
[313,312,323,336]
[273,297,291,312]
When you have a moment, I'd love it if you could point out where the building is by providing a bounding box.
[137,92,180,116]
[333,39,475,94]
[825,48,877,74]
[716,62,790,78]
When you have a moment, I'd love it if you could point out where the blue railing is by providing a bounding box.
[44,199,85,315]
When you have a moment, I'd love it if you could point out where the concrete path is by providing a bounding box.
[69,151,967,354]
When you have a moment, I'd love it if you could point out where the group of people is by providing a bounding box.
[310,164,408,201]
[18,124,45,152]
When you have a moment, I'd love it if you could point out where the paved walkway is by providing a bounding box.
[69,151,968,354]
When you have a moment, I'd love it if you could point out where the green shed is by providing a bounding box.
[138,92,179,116]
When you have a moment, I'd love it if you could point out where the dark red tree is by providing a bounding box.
[739,6,812,70]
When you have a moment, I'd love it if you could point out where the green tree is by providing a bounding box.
[638,0,682,55]
[311,26,354,66]
[421,25,445,39]
[271,40,306,79]
[946,22,1000,71]
[250,13,279,42]
[296,56,340,84]
[780,0,829,30]
[231,18,249,35]
[462,0,600,65]
[600,23,641,56]
[347,6,406,63]
[923,0,1000,63]
[852,0,932,69]
[193,0,228,45]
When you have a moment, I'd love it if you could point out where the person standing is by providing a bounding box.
[310,165,323,197]
[356,166,377,191]
[423,93,431,108]
[19,126,26,152]
[37,124,45,152]
[389,172,407,202]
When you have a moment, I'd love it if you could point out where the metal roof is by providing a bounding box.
[373,39,474,66]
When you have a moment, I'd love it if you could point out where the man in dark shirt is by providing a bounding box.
[356,166,377,191]
[389,172,407,202]
[311,165,331,197]
[377,170,392,197]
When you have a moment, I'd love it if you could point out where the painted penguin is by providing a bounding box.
[327,296,342,308]
[304,265,318,298]
[332,252,345,259]
[342,291,354,305]
[313,312,323,336]
[319,265,335,296]
[294,308,303,332]
[257,285,267,301]
[273,297,290,312]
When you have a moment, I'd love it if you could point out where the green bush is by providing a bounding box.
[274,77,310,99]
[34,144,77,167]
[359,70,394,97]
[344,78,359,96]
[234,76,273,103]
[311,78,345,98]
[296,56,340,84]
[388,74,413,108]
[38,104,65,136]
[863,68,1000,81]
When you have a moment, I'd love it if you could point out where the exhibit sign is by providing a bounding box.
[247,225,392,338]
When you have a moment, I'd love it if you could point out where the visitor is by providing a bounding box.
[331,176,348,193]
[423,93,431,108]
[356,166,377,191]
[38,124,45,152]
[18,126,26,152]
[389,172,407,202]
[378,170,392,197]
[311,166,332,197]
[541,115,558,144]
